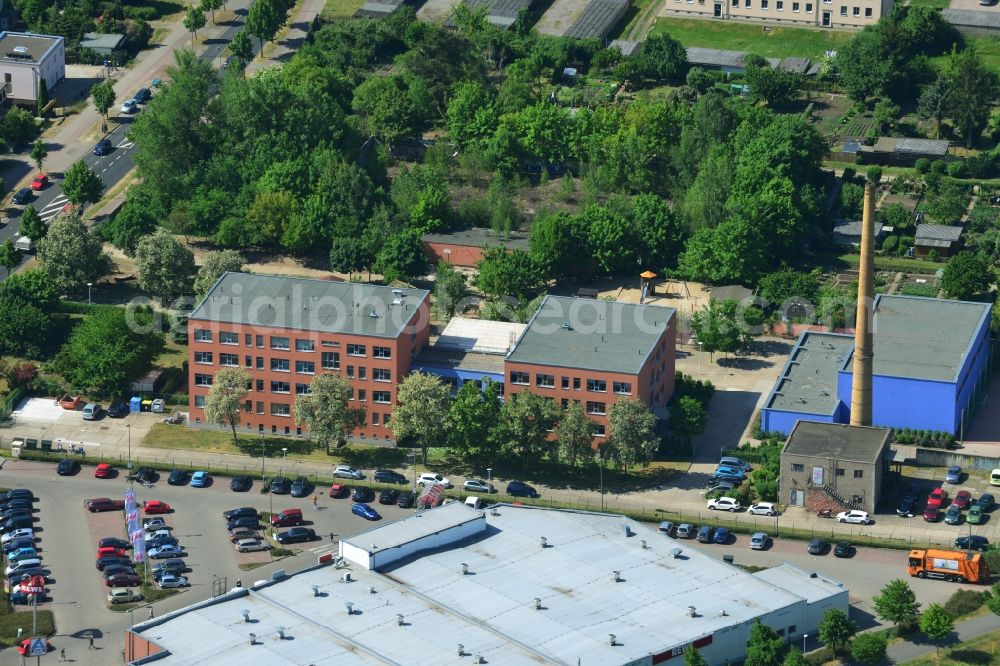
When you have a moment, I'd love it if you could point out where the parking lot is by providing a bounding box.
[0,458,414,662]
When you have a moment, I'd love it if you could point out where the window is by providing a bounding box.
[321,340,340,348]
[852,6,859,15]
[864,6,871,15]
[256,380,264,392]
[613,382,632,395]
[805,1,812,9]
[256,357,264,370]
[762,0,768,7]
[358,390,367,402]
[373,346,391,359]
[510,371,529,385]
[194,329,212,342]
[271,381,290,394]
[791,463,804,472]
[573,377,581,390]
[731,0,738,5]
[792,2,799,10]
[194,351,213,364]
[347,344,366,357]
[840,5,846,14]
[271,358,290,372]
[245,334,252,346]
[295,360,315,374]
[220,353,238,367]
[586,401,606,415]
[270,336,290,350]
[561,398,569,408]
[745,0,751,6]
[383,413,390,425]
[536,374,555,388]
[561,376,570,389]
[346,366,355,379]
[321,352,340,370]
[374,391,391,404]
[244,401,252,413]
[194,373,213,386]
[245,355,252,368]
[195,395,205,407]
[255,335,264,348]
[220,331,237,345]
[255,401,264,414]
[595,424,606,437]
[296,383,310,395]
[854,469,864,479]
[776,0,783,9]
[586,379,607,393]
[271,403,290,417]
[836,468,845,477]
[374,368,391,382]
[358,367,367,380]
[295,339,315,352]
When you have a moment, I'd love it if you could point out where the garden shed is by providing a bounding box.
[862,138,950,167]
[914,224,963,257]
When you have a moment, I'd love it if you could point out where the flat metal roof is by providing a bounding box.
[916,224,963,242]
[766,331,854,415]
[0,31,62,64]
[753,563,846,603]
[435,317,526,355]
[448,0,535,28]
[943,8,1000,28]
[781,421,891,464]
[80,32,126,49]
[685,47,779,69]
[506,295,674,375]
[563,0,630,39]
[342,501,485,555]
[422,227,530,249]
[188,272,429,339]
[414,347,507,374]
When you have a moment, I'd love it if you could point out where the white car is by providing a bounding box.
[418,473,451,489]
[837,510,873,525]
[748,502,777,516]
[121,99,138,113]
[333,465,363,480]
[1,528,32,544]
[235,538,269,553]
[144,519,170,532]
[156,573,189,589]
[707,497,743,512]
[750,532,769,550]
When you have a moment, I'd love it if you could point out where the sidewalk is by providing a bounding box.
[245,0,323,75]
[887,612,1000,664]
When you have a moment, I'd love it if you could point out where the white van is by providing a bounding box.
[5,558,41,577]
[465,496,485,510]
[990,469,1000,487]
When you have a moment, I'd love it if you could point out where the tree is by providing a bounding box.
[36,214,113,294]
[352,75,421,147]
[919,604,954,657]
[62,160,104,205]
[872,579,920,630]
[0,240,19,276]
[91,79,116,132]
[669,396,708,437]
[2,107,37,149]
[745,620,785,666]
[758,268,819,309]
[635,33,688,82]
[0,296,48,357]
[373,230,427,283]
[246,0,284,51]
[608,398,658,474]
[29,139,47,172]
[203,368,251,447]
[6,361,38,389]
[475,248,543,300]
[947,47,1000,148]
[134,229,196,303]
[229,30,254,71]
[683,644,708,666]
[941,252,993,300]
[435,261,466,319]
[782,648,809,666]
[744,60,801,107]
[200,0,223,24]
[195,250,245,298]
[851,632,887,665]
[918,76,951,139]
[329,237,372,279]
[690,299,742,361]
[183,6,207,41]
[295,374,366,454]
[495,391,560,468]
[986,582,1000,617]
[390,372,451,464]
[18,206,46,244]
[556,401,596,467]
[818,608,857,655]
[446,380,502,464]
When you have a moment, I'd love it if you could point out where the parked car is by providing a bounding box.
[156,574,189,589]
[0,490,33,502]
[271,509,303,527]
[224,507,259,521]
[418,473,451,488]
[276,527,317,544]
[2,537,34,554]
[968,505,985,525]
[658,521,674,536]
[945,465,962,484]
[712,527,731,544]
[235,539,269,553]
[397,491,415,508]
[94,463,114,478]
[897,495,916,517]
[375,470,408,485]
[99,537,129,551]
[927,487,947,510]
[11,188,32,205]
[333,465,363,480]
[955,535,990,552]
[93,139,112,156]
[706,480,737,493]
[7,548,37,562]
[719,456,752,472]
[807,538,829,555]
[167,469,190,486]
[29,173,48,190]
[750,532,769,550]
[269,476,291,494]
[230,476,253,492]
[290,477,313,497]
[133,87,152,103]
[462,479,496,494]
[1,517,33,532]
[121,99,139,113]
[713,465,745,480]
[108,587,142,604]
[945,505,963,525]
[190,471,211,487]
[151,559,187,576]
[747,502,776,516]
[924,506,940,522]
[96,556,130,571]
[696,525,714,543]
[352,487,375,503]
[148,545,185,559]
[351,503,380,521]
[107,400,129,418]
[707,497,742,512]
[379,489,399,505]
[144,501,171,515]
[143,518,169,531]
[329,483,349,498]
[506,481,538,498]
[676,523,694,539]
[836,510,873,525]
[56,459,79,476]
[953,490,973,509]
[1,529,33,544]
[133,468,158,484]
[834,542,854,558]
[978,494,996,511]
[229,529,260,543]
[106,572,141,587]
[82,403,103,420]
[96,546,127,558]
[86,498,125,513]
[146,535,178,549]
[227,517,261,532]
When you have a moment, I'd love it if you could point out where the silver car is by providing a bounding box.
[463,479,496,494]
[333,465,363,480]
[750,532,769,550]
[235,538,269,553]
[676,523,694,538]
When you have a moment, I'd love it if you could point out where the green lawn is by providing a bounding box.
[907,0,949,8]
[903,627,1000,665]
[320,0,364,20]
[650,17,854,60]
[929,36,1000,75]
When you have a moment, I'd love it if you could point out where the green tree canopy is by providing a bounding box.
[390,372,451,463]
[194,250,245,298]
[295,373,366,454]
[203,368,251,447]
[947,47,1000,147]
[37,213,113,294]
[851,632,887,665]
[872,579,920,629]
[818,608,857,654]
[134,229,196,303]
[556,401,596,467]
[608,398,658,474]
[373,230,427,283]
[18,206,46,244]
[941,252,993,300]
[495,391,560,469]
[919,603,954,656]
[745,620,785,666]
[62,160,104,205]
[474,248,543,300]
[446,380,502,464]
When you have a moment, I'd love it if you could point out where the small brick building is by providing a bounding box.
[422,228,530,268]
[779,421,892,513]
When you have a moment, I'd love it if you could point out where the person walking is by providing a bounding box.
[312,494,318,510]
[59,648,66,662]
[89,636,95,649]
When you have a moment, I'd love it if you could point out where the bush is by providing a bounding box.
[851,632,887,665]
[930,160,947,175]
[881,236,898,255]
[915,158,931,174]
[942,589,988,618]
[123,5,157,20]
[947,160,968,178]
[966,153,997,179]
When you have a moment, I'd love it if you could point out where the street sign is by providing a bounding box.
[27,637,46,656]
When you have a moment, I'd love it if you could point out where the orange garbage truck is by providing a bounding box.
[908,548,990,583]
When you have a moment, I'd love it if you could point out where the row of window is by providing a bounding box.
[192,330,391,359]
[195,352,389,383]
[508,372,632,395]
[674,0,872,14]
[790,463,864,478]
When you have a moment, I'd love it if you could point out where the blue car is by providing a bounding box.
[351,503,380,521]
[190,471,210,487]
[713,466,745,480]
[713,527,730,545]
[93,139,112,156]
[148,544,185,559]
[7,547,37,561]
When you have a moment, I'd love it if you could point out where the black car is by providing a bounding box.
[397,491,415,508]
[93,138,112,156]
[12,187,32,204]
[270,476,291,494]
[107,400,129,418]
[224,507,259,521]
[290,477,313,497]
[227,517,261,531]
[275,527,317,544]
[99,537,129,551]
[230,476,253,492]
[807,538,829,555]
[167,469,190,486]
[506,481,539,498]
[3,537,35,553]
[134,468,158,484]
[352,486,375,503]
[834,542,854,558]
[151,559,187,576]
[379,489,399,505]
[896,496,915,517]
[146,535,178,548]
[102,564,137,578]
[96,556,131,571]
[955,535,990,552]
[374,470,407,485]
[133,87,152,103]
[2,499,34,512]
[57,458,80,476]
[0,490,33,502]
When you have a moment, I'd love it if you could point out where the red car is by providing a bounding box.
[105,572,140,587]
[926,487,947,510]
[953,490,973,509]
[329,483,349,498]
[923,506,940,522]
[96,546,126,558]
[29,173,48,190]
[144,500,171,515]
[94,463,114,478]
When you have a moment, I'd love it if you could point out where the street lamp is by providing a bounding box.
[281,448,288,477]
[260,435,266,482]
[486,468,492,486]
[803,634,808,654]
[126,424,131,472]
[87,282,93,305]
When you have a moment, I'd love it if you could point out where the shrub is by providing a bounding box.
[930,160,947,175]
[946,160,968,179]
[851,632,887,665]
[966,153,997,179]
[915,158,931,174]
[6,362,38,389]
[942,589,988,618]
[881,236,899,255]
[123,5,157,20]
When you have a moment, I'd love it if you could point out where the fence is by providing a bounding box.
[0,387,25,423]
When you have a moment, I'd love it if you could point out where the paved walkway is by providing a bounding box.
[887,612,1000,664]
[246,0,324,75]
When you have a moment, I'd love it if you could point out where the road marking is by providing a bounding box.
[117,139,134,149]
[307,543,338,555]
[39,196,69,222]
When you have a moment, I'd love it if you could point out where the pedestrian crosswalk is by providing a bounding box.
[307,542,339,557]
[39,195,69,223]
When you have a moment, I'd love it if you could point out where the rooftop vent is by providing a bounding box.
[340,572,352,583]
[13,46,26,53]
[533,598,542,610]
[311,585,320,597]
[612,571,621,583]
[687,606,697,618]
[368,585,376,594]
[810,572,818,578]
[609,634,617,646]
[461,563,469,575]
[671,548,683,559]
[241,609,251,623]
[277,627,286,640]
[345,602,355,615]
[540,536,548,548]
[622,524,632,537]
[248,633,256,645]
[719,610,727,617]
[490,508,499,516]
[457,644,464,657]
[561,322,573,330]
[640,539,647,549]
[396,614,405,626]
[472,656,483,664]
[368,311,380,319]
